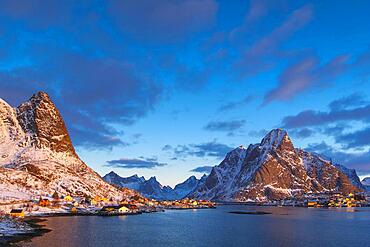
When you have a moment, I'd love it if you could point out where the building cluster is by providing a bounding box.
[159,198,216,209]
[265,192,369,207]
[306,193,366,208]
[5,192,215,218]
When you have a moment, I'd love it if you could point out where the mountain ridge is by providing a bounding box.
[190,129,363,202]
[103,171,206,200]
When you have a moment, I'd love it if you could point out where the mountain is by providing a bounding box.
[190,129,363,202]
[362,177,370,191]
[103,171,207,200]
[334,164,365,190]
[103,172,145,191]
[173,175,207,198]
[0,92,138,201]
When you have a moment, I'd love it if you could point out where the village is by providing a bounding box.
[0,191,216,219]
[262,191,370,208]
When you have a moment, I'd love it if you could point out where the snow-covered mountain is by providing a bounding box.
[103,171,206,200]
[362,177,370,191]
[0,92,138,201]
[173,174,207,198]
[190,129,363,202]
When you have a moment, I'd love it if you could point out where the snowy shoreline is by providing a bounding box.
[0,216,49,246]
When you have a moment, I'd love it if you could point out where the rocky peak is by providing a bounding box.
[16,91,76,156]
[362,177,370,186]
[260,129,294,151]
[106,171,119,177]
[148,176,160,184]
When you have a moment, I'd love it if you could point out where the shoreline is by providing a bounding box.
[1,217,50,246]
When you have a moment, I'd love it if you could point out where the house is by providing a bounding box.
[307,201,317,207]
[10,209,24,218]
[118,206,130,213]
[64,195,73,202]
[39,198,51,207]
[100,205,120,212]
[90,199,98,206]
[100,205,130,213]
[71,207,78,214]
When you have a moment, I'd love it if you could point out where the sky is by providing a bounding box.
[0,0,370,187]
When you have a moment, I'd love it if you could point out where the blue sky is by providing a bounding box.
[0,0,370,186]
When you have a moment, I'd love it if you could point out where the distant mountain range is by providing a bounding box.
[0,92,139,201]
[189,129,364,202]
[103,171,206,200]
[362,177,370,192]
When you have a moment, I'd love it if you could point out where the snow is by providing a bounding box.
[0,216,33,236]
[1,93,136,203]
[362,177,370,186]
[190,128,363,202]
[261,129,288,149]
[103,172,205,200]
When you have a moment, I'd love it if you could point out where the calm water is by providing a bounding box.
[22,205,370,247]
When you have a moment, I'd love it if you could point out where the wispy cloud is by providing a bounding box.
[190,166,213,174]
[108,0,218,42]
[204,120,246,133]
[163,141,233,159]
[236,4,314,76]
[218,95,254,112]
[336,127,370,149]
[106,157,167,169]
[263,54,349,105]
[282,100,370,129]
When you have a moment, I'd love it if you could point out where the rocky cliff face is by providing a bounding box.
[190,129,363,202]
[0,92,136,201]
[16,92,76,155]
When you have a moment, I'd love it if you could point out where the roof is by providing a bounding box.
[101,205,121,210]
[10,209,24,213]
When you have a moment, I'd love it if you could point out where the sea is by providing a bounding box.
[21,205,370,247]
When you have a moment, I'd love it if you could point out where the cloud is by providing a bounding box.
[248,129,269,138]
[236,4,314,76]
[0,0,79,29]
[320,123,350,137]
[204,120,246,132]
[107,0,218,42]
[164,141,233,159]
[0,47,163,150]
[282,101,370,129]
[263,54,350,104]
[328,93,368,111]
[306,142,370,174]
[218,95,254,112]
[336,127,370,149]
[289,128,314,139]
[106,157,167,169]
[190,165,213,174]
[162,144,173,151]
[281,94,370,150]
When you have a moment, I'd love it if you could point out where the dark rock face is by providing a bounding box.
[16,92,76,155]
[190,129,363,202]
